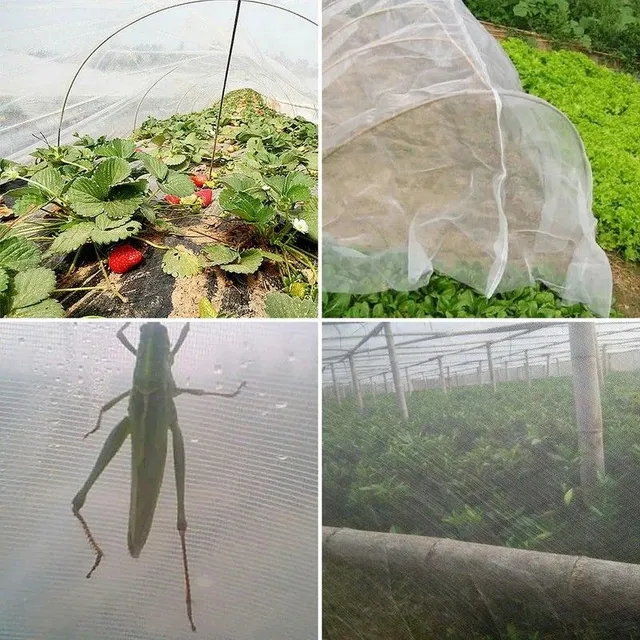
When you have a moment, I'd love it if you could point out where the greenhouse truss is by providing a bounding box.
[322,0,613,317]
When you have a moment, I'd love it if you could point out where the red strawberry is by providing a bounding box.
[135,147,144,153]
[108,243,143,274]
[191,174,207,188]
[164,194,181,205]
[195,188,213,207]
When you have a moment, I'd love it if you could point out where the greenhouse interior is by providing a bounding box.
[323,320,640,639]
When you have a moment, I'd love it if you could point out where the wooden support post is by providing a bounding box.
[486,342,496,392]
[383,324,409,421]
[438,356,447,394]
[569,323,605,503]
[348,355,364,414]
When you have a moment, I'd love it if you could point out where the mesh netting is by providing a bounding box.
[323,320,640,639]
[322,0,612,317]
[0,320,317,639]
[0,0,317,161]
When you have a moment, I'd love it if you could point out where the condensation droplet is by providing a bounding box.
[278,455,288,461]
[215,382,224,391]
[275,402,287,409]
[287,353,295,362]
[190,439,199,444]
[261,410,268,417]
[258,392,267,398]
[18,337,25,345]
[213,364,223,375]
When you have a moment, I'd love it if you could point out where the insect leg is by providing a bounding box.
[169,419,197,632]
[72,416,130,578]
[172,323,191,357]
[116,322,137,356]
[175,380,247,399]
[83,389,131,439]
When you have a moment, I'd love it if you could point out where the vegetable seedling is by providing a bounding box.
[72,322,246,632]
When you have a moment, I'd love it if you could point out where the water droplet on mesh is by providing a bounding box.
[258,392,267,398]
[240,360,251,370]
[243,341,250,351]
[261,410,268,417]
[18,337,25,345]
[190,439,199,444]
[214,364,223,375]
[216,382,224,391]
[275,402,287,409]
[278,455,288,461]
[288,353,295,362]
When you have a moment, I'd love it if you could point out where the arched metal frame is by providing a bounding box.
[56,0,318,145]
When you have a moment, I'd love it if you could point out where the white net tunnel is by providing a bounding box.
[1,0,317,162]
[323,320,640,638]
[322,0,613,317]
[0,320,318,639]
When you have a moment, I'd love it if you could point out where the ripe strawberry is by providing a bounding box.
[190,174,207,188]
[135,147,144,153]
[195,188,213,207]
[108,243,143,274]
[164,194,181,205]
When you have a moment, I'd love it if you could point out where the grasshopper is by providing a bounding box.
[72,322,246,632]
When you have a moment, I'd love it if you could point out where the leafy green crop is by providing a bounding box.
[504,38,640,262]
[323,271,618,318]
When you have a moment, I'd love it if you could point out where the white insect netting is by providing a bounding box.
[0,321,318,640]
[0,0,317,162]
[322,0,613,317]
[322,320,640,639]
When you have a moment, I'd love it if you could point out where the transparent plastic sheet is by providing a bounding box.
[0,321,317,640]
[0,0,317,161]
[322,0,613,317]
[322,320,640,639]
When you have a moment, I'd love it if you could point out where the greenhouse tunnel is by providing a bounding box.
[322,0,613,317]
[1,0,318,161]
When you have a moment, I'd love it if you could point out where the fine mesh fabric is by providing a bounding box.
[322,0,613,317]
[323,321,640,639]
[0,321,317,639]
[0,0,317,161]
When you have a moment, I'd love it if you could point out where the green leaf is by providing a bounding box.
[31,166,65,196]
[297,196,318,240]
[201,244,239,266]
[564,488,574,505]
[136,152,168,180]
[165,154,187,166]
[0,266,8,293]
[162,245,202,278]
[13,192,48,216]
[160,170,195,197]
[91,220,141,244]
[103,193,144,219]
[260,250,284,263]
[8,298,64,318]
[0,236,41,270]
[48,222,95,253]
[94,138,136,159]
[66,177,107,216]
[94,157,131,191]
[220,248,263,274]
[9,267,56,309]
[198,297,218,318]
[265,292,317,318]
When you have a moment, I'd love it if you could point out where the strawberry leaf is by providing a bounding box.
[160,170,195,197]
[8,298,64,318]
[94,157,131,191]
[220,248,263,274]
[94,139,136,159]
[9,267,56,309]
[201,244,239,266]
[13,191,48,216]
[66,177,107,216]
[31,167,65,197]
[296,196,318,241]
[0,266,8,294]
[0,236,41,270]
[48,221,95,254]
[136,152,168,180]
[162,245,202,278]
[265,292,317,318]
[91,220,141,244]
[165,154,187,166]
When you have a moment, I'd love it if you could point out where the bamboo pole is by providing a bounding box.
[524,349,531,388]
[438,356,447,394]
[330,364,340,403]
[546,353,551,377]
[324,527,640,625]
[348,355,364,414]
[477,362,482,385]
[383,324,409,421]
[568,323,605,502]
[405,367,412,396]
[486,342,496,391]
[383,371,389,394]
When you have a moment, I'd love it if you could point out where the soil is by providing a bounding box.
[609,252,640,317]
